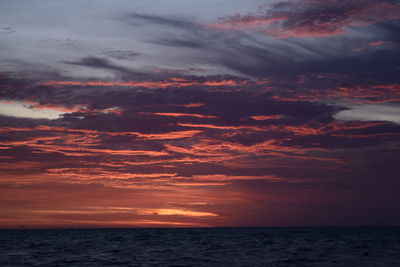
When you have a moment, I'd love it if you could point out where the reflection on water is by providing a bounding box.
[1,227,399,266]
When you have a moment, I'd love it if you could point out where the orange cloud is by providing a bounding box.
[368,40,388,46]
[143,112,217,119]
[135,130,203,140]
[0,176,229,228]
[46,168,178,181]
[250,115,283,121]
[0,132,169,157]
[0,125,203,141]
[40,78,241,89]
[182,103,204,108]
[136,208,218,217]
[178,123,265,131]
[190,174,286,182]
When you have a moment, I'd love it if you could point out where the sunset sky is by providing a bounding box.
[1,0,400,228]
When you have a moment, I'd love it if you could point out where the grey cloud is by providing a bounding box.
[128,13,198,29]
[64,57,130,73]
[0,26,14,34]
[151,38,206,49]
[63,56,150,79]
[102,50,140,60]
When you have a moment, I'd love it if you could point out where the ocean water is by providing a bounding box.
[1,227,399,266]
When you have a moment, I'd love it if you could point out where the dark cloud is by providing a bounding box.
[371,21,400,44]
[294,49,400,82]
[213,35,400,82]
[211,0,400,38]
[128,12,400,82]
[64,56,131,73]
[0,26,15,34]
[151,38,206,49]
[128,13,198,29]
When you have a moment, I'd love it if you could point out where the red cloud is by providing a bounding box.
[209,0,400,38]
[272,83,400,103]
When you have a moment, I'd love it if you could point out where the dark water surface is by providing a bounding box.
[1,227,399,266]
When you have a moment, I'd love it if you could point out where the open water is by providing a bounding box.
[1,227,400,266]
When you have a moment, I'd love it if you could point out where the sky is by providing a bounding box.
[0,0,400,228]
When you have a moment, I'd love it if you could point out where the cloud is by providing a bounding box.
[1,34,400,227]
[0,26,15,35]
[102,49,140,60]
[1,0,400,228]
[210,0,400,38]
[128,13,198,29]
[135,208,217,217]
[142,112,217,119]
[64,56,132,74]
[0,100,69,120]
[40,76,242,90]
[273,81,400,104]
[335,103,400,124]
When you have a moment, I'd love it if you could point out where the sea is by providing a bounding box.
[1,227,399,266]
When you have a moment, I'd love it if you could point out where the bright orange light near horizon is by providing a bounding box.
[137,208,218,217]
